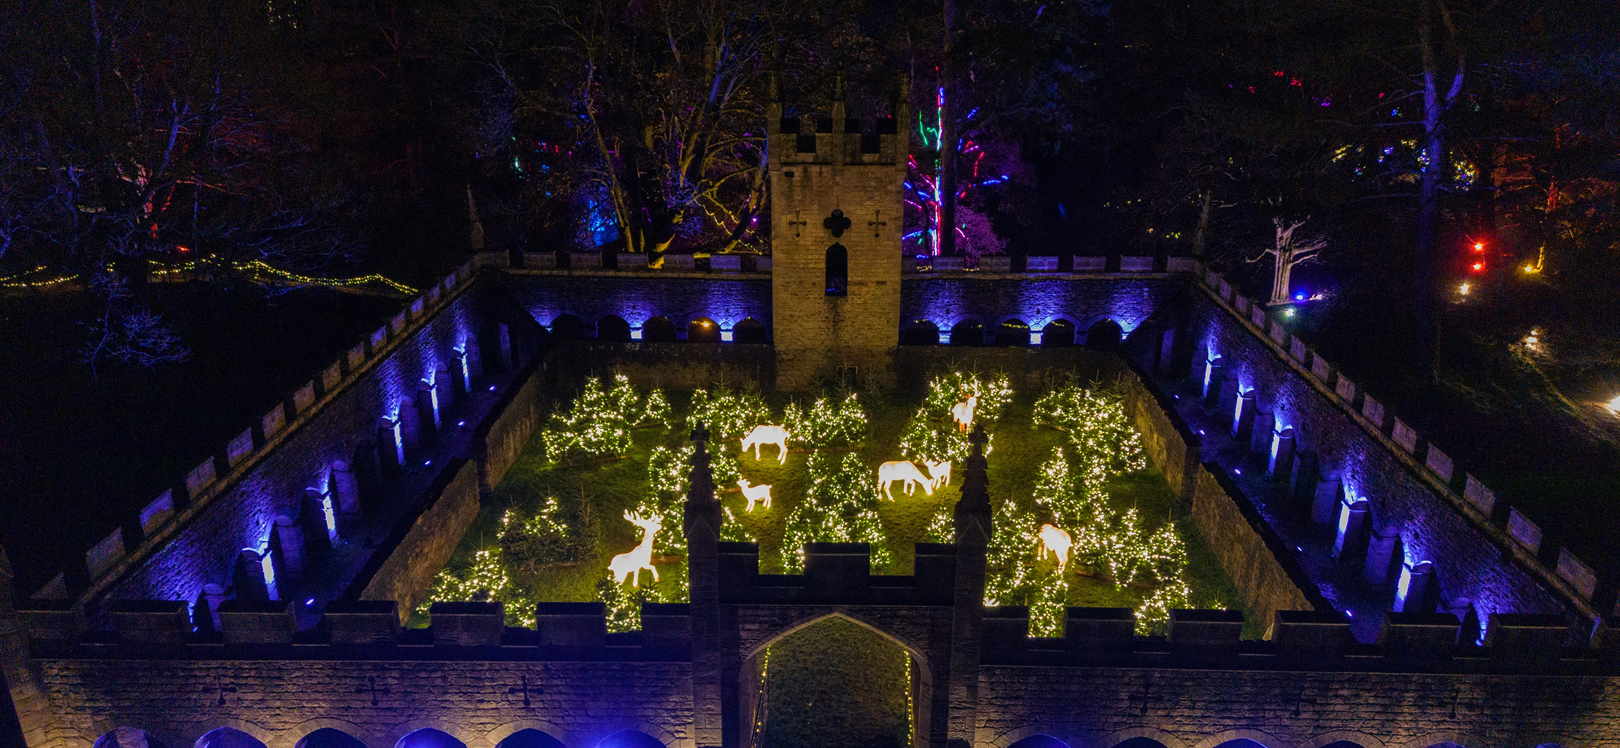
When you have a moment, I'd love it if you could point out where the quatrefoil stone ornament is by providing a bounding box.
[823,209,853,238]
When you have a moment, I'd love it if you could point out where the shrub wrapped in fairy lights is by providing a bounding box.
[780,453,891,573]
[686,385,771,439]
[415,498,593,625]
[542,375,668,460]
[784,392,869,449]
[900,372,1010,464]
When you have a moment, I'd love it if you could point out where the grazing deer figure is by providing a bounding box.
[609,511,662,587]
[878,460,937,499]
[740,424,791,464]
[736,478,773,511]
[951,395,978,433]
[925,459,952,488]
[1038,523,1073,573]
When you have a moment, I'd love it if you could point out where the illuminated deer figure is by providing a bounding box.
[925,459,952,487]
[951,395,978,433]
[1038,523,1073,572]
[609,511,662,587]
[736,478,773,511]
[740,424,790,464]
[878,460,937,499]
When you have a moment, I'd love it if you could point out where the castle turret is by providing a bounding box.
[769,79,908,388]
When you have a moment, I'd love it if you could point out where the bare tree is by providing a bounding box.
[1251,217,1326,306]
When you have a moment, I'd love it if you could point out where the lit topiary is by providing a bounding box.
[686,385,771,439]
[541,376,638,459]
[641,389,673,428]
[784,393,869,449]
[777,453,890,573]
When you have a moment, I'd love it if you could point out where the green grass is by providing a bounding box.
[754,616,913,748]
[423,387,1249,628]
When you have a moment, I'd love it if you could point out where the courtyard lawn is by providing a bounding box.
[419,384,1248,631]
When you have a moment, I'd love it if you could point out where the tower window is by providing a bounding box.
[825,243,848,296]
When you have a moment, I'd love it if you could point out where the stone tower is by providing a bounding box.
[769,79,907,389]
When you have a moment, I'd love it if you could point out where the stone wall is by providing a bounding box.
[32,656,695,748]
[503,272,772,333]
[973,664,1620,748]
[900,276,1182,335]
[351,458,480,621]
[475,358,549,497]
[1187,465,1322,627]
[1118,363,1320,631]
[83,270,492,610]
[1184,285,1577,632]
[890,347,1126,393]
[545,341,777,392]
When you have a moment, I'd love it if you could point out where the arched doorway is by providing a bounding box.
[642,316,678,342]
[195,728,267,748]
[95,728,170,748]
[497,729,567,748]
[297,729,366,748]
[1084,319,1123,351]
[1041,320,1075,347]
[396,729,465,748]
[550,314,587,341]
[688,317,722,343]
[949,320,984,346]
[825,244,849,296]
[1009,737,1071,748]
[742,615,926,748]
[597,315,631,342]
[1111,739,1169,748]
[733,317,769,344]
[996,319,1030,346]
[597,732,665,748]
[900,320,940,346]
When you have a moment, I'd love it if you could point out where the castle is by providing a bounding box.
[3,91,1619,748]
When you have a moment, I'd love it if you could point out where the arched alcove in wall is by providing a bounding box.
[740,613,929,748]
[996,319,1030,346]
[1009,736,1071,748]
[597,731,665,748]
[550,314,588,341]
[688,317,722,343]
[497,729,567,748]
[901,319,940,346]
[195,728,267,748]
[733,317,769,344]
[825,243,849,296]
[950,320,985,346]
[641,316,678,342]
[297,729,367,748]
[1041,319,1075,347]
[1112,738,1171,748]
[95,728,171,748]
[1213,741,1269,748]
[1085,318,1123,351]
[396,729,465,748]
[597,315,631,342]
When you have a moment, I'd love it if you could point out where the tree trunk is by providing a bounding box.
[1192,191,1212,257]
[1271,251,1293,306]
[1414,0,1462,388]
[937,0,958,257]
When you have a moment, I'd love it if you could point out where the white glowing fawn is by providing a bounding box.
[925,459,952,487]
[740,424,790,464]
[951,395,978,433]
[1038,523,1073,573]
[609,511,662,587]
[736,478,773,511]
[878,461,937,499]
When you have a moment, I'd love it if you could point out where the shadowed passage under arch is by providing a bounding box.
[733,317,769,344]
[397,729,466,748]
[950,320,985,346]
[551,314,588,341]
[1085,318,1123,351]
[901,319,940,346]
[688,317,722,342]
[497,729,567,748]
[1112,738,1170,748]
[1009,736,1071,748]
[1041,319,1075,346]
[642,316,678,342]
[95,728,171,748]
[597,315,631,342]
[297,729,366,748]
[748,615,916,748]
[196,728,267,748]
[597,731,665,748]
[996,319,1030,346]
